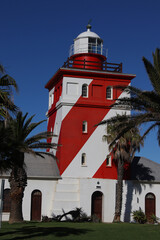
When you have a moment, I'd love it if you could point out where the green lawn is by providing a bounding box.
[0,221,160,240]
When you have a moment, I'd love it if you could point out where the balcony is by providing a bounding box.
[62,58,122,73]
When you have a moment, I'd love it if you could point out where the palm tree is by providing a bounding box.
[97,48,160,222]
[0,111,57,223]
[0,64,18,119]
[103,115,143,222]
[99,48,160,143]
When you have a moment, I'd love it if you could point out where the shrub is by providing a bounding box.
[150,214,159,224]
[42,216,52,222]
[91,214,101,223]
[132,209,147,224]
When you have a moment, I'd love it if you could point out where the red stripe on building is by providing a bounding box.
[56,78,130,176]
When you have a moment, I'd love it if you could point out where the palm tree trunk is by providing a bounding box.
[113,160,124,222]
[9,167,27,223]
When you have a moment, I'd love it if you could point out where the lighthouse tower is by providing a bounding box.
[45,25,135,221]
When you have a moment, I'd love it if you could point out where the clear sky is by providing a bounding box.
[1,0,160,163]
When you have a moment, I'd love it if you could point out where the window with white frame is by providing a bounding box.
[82,121,88,133]
[82,84,88,97]
[106,86,113,99]
[81,153,87,166]
[51,93,54,104]
[106,155,112,167]
[49,91,54,108]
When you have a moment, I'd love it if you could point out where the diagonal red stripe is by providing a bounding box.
[56,79,130,176]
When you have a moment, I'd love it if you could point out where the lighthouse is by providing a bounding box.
[45,25,135,221]
[1,26,160,224]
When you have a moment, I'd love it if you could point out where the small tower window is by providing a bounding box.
[49,92,54,108]
[106,155,111,167]
[82,121,88,133]
[82,84,88,97]
[81,153,86,166]
[106,86,113,99]
[51,93,54,105]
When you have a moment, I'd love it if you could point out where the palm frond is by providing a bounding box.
[34,151,57,159]
[29,142,58,150]
[141,122,159,143]
[26,131,57,145]
[0,111,58,173]
[143,52,160,95]
[0,65,5,73]
[152,48,160,78]
[23,120,46,139]
[0,75,18,92]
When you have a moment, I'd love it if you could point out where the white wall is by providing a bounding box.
[122,180,160,222]
[2,177,160,223]
[2,178,57,221]
[79,178,116,222]
[79,178,160,222]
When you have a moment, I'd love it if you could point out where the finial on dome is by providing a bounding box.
[86,19,92,31]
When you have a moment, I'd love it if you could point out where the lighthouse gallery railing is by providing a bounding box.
[62,58,122,73]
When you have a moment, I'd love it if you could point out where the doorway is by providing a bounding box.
[145,193,155,221]
[91,191,103,221]
[31,190,42,221]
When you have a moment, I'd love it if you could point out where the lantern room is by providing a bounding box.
[69,24,107,57]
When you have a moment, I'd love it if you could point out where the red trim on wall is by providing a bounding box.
[45,68,135,90]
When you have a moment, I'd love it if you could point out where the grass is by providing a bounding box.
[0,221,160,240]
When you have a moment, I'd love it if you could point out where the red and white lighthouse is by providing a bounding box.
[45,24,135,179]
[45,25,135,221]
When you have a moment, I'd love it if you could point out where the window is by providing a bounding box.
[82,121,88,133]
[49,92,54,108]
[88,38,103,54]
[88,37,96,53]
[81,153,86,166]
[106,155,111,167]
[51,93,54,105]
[146,193,155,199]
[82,84,88,97]
[106,86,113,99]
[3,189,11,212]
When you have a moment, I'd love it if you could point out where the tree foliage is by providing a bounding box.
[0,111,58,223]
[0,65,18,119]
[98,48,160,145]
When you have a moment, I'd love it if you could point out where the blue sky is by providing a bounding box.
[1,0,160,163]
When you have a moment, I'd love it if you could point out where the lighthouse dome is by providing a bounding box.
[69,24,106,57]
[76,29,100,39]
